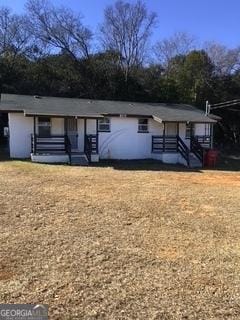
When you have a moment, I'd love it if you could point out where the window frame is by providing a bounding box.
[138,118,149,133]
[38,116,51,137]
[98,117,111,132]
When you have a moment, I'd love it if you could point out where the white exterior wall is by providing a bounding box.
[194,123,207,135]
[9,113,33,158]
[8,112,210,164]
[99,117,163,160]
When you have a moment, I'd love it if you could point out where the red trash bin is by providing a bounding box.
[206,149,218,167]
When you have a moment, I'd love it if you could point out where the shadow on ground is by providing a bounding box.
[91,159,203,173]
[215,154,240,172]
[1,153,239,172]
[91,155,240,172]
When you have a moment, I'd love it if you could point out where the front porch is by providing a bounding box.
[152,134,211,167]
[30,116,100,165]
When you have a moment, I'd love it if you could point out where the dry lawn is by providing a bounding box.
[0,160,240,319]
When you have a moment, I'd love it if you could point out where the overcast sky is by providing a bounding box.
[0,0,239,48]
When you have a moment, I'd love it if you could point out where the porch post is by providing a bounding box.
[96,119,99,154]
[163,122,165,152]
[210,123,214,148]
[64,117,67,135]
[177,123,179,135]
[33,116,36,154]
[84,118,87,152]
[176,122,179,152]
[190,123,194,138]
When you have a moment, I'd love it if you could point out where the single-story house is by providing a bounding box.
[0,94,217,167]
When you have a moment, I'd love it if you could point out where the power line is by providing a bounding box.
[206,99,240,115]
[211,101,240,110]
[210,99,240,107]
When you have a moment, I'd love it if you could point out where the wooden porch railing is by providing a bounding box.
[194,135,211,149]
[31,134,72,163]
[152,135,178,153]
[152,135,208,167]
[152,135,190,165]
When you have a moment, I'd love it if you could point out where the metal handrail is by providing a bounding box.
[191,136,204,164]
[177,135,190,166]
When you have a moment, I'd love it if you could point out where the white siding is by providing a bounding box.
[99,117,163,159]
[9,113,33,158]
[195,123,208,135]
[8,113,210,164]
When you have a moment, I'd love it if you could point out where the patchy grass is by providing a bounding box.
[0,161,240,319]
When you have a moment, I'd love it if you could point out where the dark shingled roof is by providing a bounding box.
[0,94,217,123]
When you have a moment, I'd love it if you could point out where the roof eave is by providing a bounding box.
[24,111,104,118]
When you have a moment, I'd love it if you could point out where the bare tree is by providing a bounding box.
[0,7,33,57]
[26,0,93,60]
[100,0,157,81]
[154,32,196,68]
[204,41,240,75]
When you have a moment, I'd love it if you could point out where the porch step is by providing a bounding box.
[70,154,89,166]
[189,153,202,168]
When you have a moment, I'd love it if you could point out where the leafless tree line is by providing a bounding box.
[0,0,240,77]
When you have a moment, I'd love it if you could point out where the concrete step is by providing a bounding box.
[70,154,89,166]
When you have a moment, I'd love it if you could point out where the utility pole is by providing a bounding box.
[205,100,209,115]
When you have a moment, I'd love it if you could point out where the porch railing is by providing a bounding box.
[31,134,72,163]
[152,135,178,153]
[84,134,98,162]
[152,134,211,167]
[194,135,211,149]
[152,135,190,165]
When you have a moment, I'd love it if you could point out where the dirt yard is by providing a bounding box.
[0,160,240,319]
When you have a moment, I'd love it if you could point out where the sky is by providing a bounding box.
[0,0,239,48]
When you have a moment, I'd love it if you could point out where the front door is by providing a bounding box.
[165,123,178,136]
[67,118,78,150]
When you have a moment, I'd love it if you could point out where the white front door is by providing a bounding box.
[165,123,178,136]
[67,118,78,149]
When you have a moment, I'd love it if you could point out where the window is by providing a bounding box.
[98,117,111,132]
[138,119,148,133]
[185,123,194,139]
[38,117,51,137]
